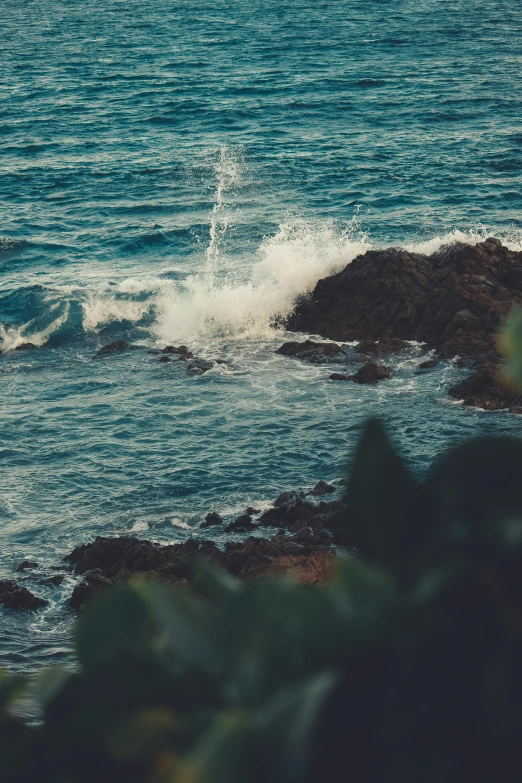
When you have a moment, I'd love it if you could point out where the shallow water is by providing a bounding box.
[1,0,522,671]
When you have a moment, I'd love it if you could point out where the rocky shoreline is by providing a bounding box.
[284,238,522,412]
[1,484,351,611]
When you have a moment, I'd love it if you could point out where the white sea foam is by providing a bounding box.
[404,227,522,255]
[81,292,153,330]
[153,218,369,344]
[0,302,70,351]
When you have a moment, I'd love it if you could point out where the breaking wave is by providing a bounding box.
[2,222,522,353]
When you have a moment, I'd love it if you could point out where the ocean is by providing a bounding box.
[1,0,522,670]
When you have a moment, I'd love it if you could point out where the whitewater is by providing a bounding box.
[2,0,522,671]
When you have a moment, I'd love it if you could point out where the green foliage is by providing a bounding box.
[501,308,522,388]
[3,421,522,783]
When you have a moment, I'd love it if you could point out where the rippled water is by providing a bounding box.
[2,0,522,671]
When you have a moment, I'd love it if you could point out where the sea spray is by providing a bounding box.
[153,217,370,344]
[204,146,245,288]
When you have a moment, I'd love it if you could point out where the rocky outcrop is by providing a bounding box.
[65,529,340,609]
[0,580,47,610]
[258,490,345,538]
[449,362,522,412]
[63,482,355,608]
[286,239,522,410]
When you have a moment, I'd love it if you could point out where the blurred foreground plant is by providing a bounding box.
[2,413,522,783]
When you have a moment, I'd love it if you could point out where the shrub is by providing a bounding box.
[2,415,522,782]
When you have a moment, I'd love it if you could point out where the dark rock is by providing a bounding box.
[201,511,224,529]
[15,560,38,572]
[94,339,129,357]
[245,507,261,515]
[276,340,343,364]
[355,338,409,356]
[259,491,344,535]
[224,514,258,534]
[38,575,65,586]
[65,517,344,607]
[162,345,194,359]
[15,343,37,351]
[159,356,171,363]
[449,363,522,412]
[0,580,47,610]
[418,359,439,370]
[349,362,391,384]
[187,358,214,375]
[309,480,336,496]
[64,536,172,577]
[329,373,349,381]
[286,238,522,409]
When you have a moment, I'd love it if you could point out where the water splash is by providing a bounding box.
[204,146,244,287]
[0,302,70,351]
[154,216,370,345]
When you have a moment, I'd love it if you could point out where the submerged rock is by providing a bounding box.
[94,339,129,357]
[276,339,343,363]
[162,345,194,359]
[418,359,439,370]
[0,580,47,610]
[38,574,65,586]
[15,560,38,572]
[15,342,37,351]
[187,358,214,375]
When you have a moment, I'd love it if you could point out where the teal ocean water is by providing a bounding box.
[2,0,522,670]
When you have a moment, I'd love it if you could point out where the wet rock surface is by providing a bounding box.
[286,239,522,410]
[94,339,129,357]
[350,362,391,384]
[0,580,47,610]
[200,511,224,529]
[15,560,38,572]
[187,358,214,375]
[162,345,193,358]
[15,342,37,351]
[276,340,344,363]
[449,362,522,412]
[329,362,391,384]
[64,485,351,609]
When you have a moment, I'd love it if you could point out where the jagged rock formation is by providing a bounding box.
[286,238,522,411]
